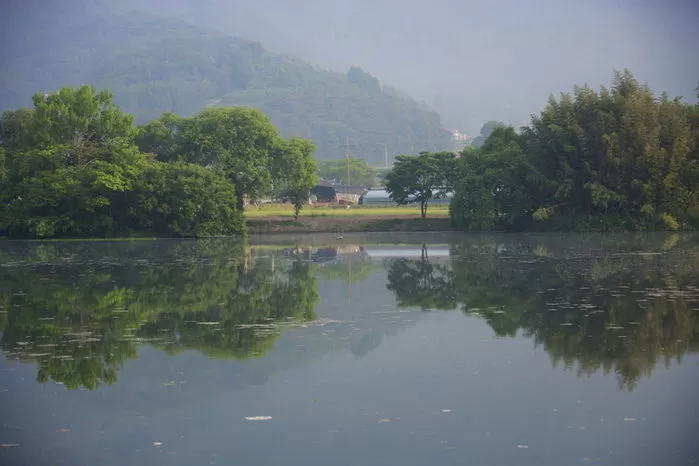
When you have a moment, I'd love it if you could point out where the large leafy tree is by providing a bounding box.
[384,151,457,218]
[270,137,318,218]
[121,162,246,237]
[450,127,540,229]
[175,107,280,211]
[521,70,696,230]
[137,108,318,213]
[0,85,149,238]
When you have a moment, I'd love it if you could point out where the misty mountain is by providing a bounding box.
[0,13,452,165]
[3,0,697,136]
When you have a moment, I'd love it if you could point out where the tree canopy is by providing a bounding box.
[0,85,317,238]
[136,107,318,213]
[384,151,457,218]
[451,70,699,231]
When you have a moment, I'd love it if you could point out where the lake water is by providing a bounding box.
[1,233,698,466]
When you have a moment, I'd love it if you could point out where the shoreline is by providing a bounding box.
[246,216,457,234]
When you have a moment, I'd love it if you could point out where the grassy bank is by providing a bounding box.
[245,204,454,233]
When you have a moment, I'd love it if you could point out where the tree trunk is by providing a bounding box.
[235,182,245,212]
[421,201,427,219]
[230,173,245,212]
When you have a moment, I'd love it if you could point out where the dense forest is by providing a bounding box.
[450,71,699,231]
[0,85,317,238]
[0,13,452,166]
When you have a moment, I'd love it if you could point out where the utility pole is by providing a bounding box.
[377,142,389,168]
[338,137,357,185]
[347,136,350,185]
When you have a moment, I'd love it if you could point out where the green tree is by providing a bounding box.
[520,70,696,230]
[174,107,280,211]
[271,138,318,218]
[29,86,136,149]
[0,85,149,238]
[0,107,34,151]
[452,70,699,231]
[451,127,539,229]
[137,109,318,216]
[133,112,182,161]
[121,162,246,237]
[317,155,376,187]
[0,85,260,238]
[384,151,457,218]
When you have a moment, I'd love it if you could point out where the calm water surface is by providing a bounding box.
[1,233,698,466]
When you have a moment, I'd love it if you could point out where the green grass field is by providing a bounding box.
[245,204,450,218]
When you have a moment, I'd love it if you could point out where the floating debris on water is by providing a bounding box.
[517,444,529,449]
[245,416,272,421]
[623,417,637,422]
[441,409,452,413]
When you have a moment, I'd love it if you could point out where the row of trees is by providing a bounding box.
[0,85,318,238]
[382,70,699,231]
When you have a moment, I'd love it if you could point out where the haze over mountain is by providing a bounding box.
[2,0,696,136]
[0,12,453,165]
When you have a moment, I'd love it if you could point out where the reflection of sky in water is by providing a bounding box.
[1,233,699,466]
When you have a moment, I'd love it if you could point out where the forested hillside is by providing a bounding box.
[0,13,451,165]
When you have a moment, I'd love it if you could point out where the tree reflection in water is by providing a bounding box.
[0,240,318,390]
[385,235,699,391]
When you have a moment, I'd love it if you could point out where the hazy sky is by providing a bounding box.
[2,0,698,133]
